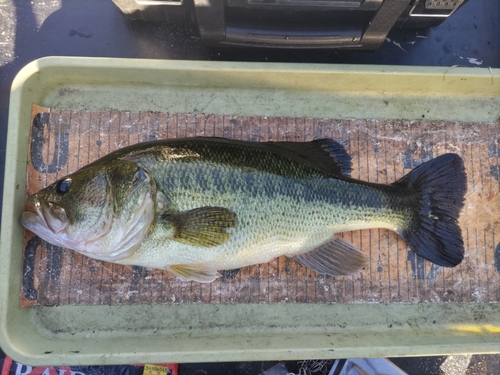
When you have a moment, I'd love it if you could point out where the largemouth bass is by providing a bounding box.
[20,138,467,282]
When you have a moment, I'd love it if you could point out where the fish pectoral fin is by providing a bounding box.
[289,237,368,276]
[161,206,237,247]
[169,263,220,283]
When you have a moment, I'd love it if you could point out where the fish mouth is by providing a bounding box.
[20,195,69,235]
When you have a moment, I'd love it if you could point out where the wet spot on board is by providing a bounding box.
[490,166,500,181]
[221,269,240,280]
[494,243,500,274]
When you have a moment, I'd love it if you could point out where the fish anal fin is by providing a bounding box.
[161,206,237,248]
[289,237,368,276]
[268,139,352,177]
[170,263,220,283]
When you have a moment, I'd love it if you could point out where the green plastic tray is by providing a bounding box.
[1,57,500,366]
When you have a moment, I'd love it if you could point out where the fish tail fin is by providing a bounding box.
[394,153,467,267]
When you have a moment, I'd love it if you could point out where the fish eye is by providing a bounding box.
[55,178,72,194]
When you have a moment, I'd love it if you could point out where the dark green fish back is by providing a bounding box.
[93,137,350,180]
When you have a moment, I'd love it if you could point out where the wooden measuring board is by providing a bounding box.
[19,104,500,307]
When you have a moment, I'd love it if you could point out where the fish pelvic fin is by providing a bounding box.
[170,263,220,283]
[395,153,467,267]
[161,206,237,247]
[289,237,368,276]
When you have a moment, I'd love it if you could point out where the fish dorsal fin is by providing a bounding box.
[160,206,237,247]
[170,263,220,283]
[289,237,368,276]
[267,139,352,177]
